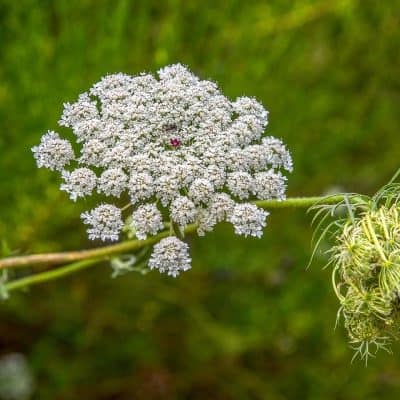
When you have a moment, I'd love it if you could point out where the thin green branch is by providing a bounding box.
[0,195,345,272]
[0,194,348,294]
[0,225,197,271]
[254,195,345,209]
[5,258,105,293]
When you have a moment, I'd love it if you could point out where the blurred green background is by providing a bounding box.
[0,0,400,398]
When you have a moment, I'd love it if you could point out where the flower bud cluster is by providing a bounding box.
[331,204,400,360]
[33,64,292,276]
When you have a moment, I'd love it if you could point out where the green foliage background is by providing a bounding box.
[0,0,400,398]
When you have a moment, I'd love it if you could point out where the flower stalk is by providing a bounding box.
[0,196,345,272]
[0,194,349,295]
[5,258,105,293]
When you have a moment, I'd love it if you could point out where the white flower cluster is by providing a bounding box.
[148,236,191,277]
[81,204,123,241]
[32,64,293,276]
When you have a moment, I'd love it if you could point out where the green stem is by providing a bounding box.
[0,225,197,271]
[0,194,348,294]
[0,195,345,271]
[5,258,104,293]
[254,195,345,209]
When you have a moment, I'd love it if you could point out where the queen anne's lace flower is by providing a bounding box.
[209,193,235,222]
[33,63,293,276]
[148,237,191,277]
[131,204,164,240]
[262,137,293,172]
[59,93,100,141]
[81,204,123,241]
[129,172,154,204]
[227,172,254,200]
[188,178,214,205]
[79,139,108,166]
[32,131,74,171]
[253,171,287,200]
[155,175,180,206]
[229,116,263,146]
[170,196,197,228]
[98,168,128,197]
[196,209,218,236]
[229,203,269,238]
[60,168,97,201]
[204,165,226,189]
[233,96,269,126]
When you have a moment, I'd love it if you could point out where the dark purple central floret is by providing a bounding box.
[170,138,181,148]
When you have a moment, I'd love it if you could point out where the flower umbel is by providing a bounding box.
[32,131,74,171]
[148,237,191,277]
[81,204,123,241]
[131,204,164,240]
[32,63,293,276]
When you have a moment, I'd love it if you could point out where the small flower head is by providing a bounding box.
[32,131,74,171]
[188,178,214,205]
[149,236,191,277]
[209,193,235,222]
[155,175,181,207]
[81,204,123,241]
[196,193,235,236]
[227,172,254,200]
[170,196,197,228]
[131,204,164,240]
[229,203,269,238]
[262,136,293,172]
[98,167,128,197]
[253,170,287,200]
[79,139,108,166]
[60,168,97,201]
[59,93,99,138]
[233,96,269,127]
[204,165,226,189]
[228,116,263,146]
[196,209,218,237]
[129,172,154,204]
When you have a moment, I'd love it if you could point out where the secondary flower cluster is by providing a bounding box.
[331,204,400,360]
[32,64,292,276]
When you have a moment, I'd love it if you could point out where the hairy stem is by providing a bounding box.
[0,195,345,271]
[254,195,345,209]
